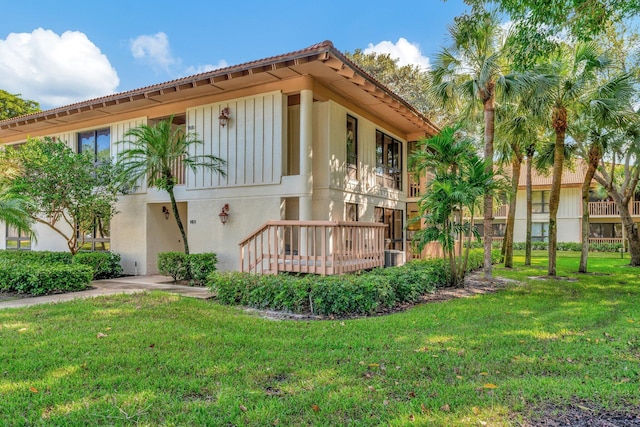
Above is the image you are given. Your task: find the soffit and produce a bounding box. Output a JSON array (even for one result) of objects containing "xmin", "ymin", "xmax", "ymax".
[{"xmin": 0, "ymin": 41, "xmax": 439, "ymax": 141}]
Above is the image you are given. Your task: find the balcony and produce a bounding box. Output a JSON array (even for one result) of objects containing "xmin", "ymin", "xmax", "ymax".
[{"xmin": 588, "ymin": 201, "xmax": 640, "ymax": 217}]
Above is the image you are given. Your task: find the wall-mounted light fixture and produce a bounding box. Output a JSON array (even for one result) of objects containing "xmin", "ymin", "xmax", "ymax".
[
  {"xmin": 218, "ymin": 107, "xmax": 230, "ymax": 127},
  {"xmin": 162, "ymin": 206, "xmax": 170, "ymax": 221},
  {"xmin": 218, "ymin": 204, "xmax": 230, "ymax": 225}
]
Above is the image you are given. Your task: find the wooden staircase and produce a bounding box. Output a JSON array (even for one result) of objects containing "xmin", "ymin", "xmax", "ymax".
[{"xmin": 239, "ymin": 220, "xmax": 386, "ymax": 275}]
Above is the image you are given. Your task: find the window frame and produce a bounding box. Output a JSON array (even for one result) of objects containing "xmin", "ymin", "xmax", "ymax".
[
  {"xmin": 5, "ymin": 225, "xmax": 31, "ymax": 251},
  {"xmin": 345, "ymin": 202, "xmax": 359, "ymax": 222},
  {"xmin": 531, "ymin": 222, "xmax": 549, "ymax": 242},
  {"xmin": 346, "ymin": 115, "xmax": 358, "ymax": 180},
  {"xmin": 78, "ymin": 128, "xmax": 111, "ymax": 164},
  {"xmin": 375, "ymin": 206, "xmax": 403, "ymax": 250},
  {"xmin": 77, "ymin": 217, "xmax": 111, "ymax": 252},
  {"xmin": 532, "ymin": 190, "xmax": 550, "ymax": 214},
  {"xmin": 376, "ymin": 130, "xmax": 403, "ymax": 191}
]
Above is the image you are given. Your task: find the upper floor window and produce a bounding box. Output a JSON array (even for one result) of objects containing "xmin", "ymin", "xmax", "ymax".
[
  {"xmin": 532, "ymin": 190, "xmax": 550, "ymax": 214},
  {"xmin": 78, "ymin": 128, "xmax": 110, "ymax": 164},
  {"xmin": 376, "ymin": 130, "xmax": 402, "ymax": 190},
  {"xmin": 346, "ymin": 115, "xmax": 358, "ymax": 180}
]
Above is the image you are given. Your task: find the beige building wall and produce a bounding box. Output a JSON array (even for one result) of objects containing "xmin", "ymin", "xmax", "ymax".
[{"xmin": 513, "ymin": 187, "xmax": 582, "ymax": 242}]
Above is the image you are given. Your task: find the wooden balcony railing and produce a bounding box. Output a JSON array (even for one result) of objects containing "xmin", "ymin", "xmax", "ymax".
[
  {"xmin": 494, "ymin": 205, "xmax": 508, "ymax": 218},
  {"xmin": 588, "ymin": 237, "xmax": 623, "ymax": 244},
  {"xmin": 589, "ymin": 201, "xmax": 640, "ymax": 217},
  {"xmin": 589, "ymin": 201, "xmax": 619, "ymax": 216},
  {"xmin": 239, "ymin": 221, "xmax": 387, "ymax": 275},
  {"xmin": 150, "ymin": 155, "xmax": 185, "ymax": 185}
]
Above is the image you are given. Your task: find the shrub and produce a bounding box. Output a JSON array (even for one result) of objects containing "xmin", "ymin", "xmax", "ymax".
[
  {"xmin": 158, "ymin": 252, "xmax": 218, "ymax": 284},
  {"xmin": 158, "ymin": 252, "xmax": 188, "ymax": 281},
  {"xmin": 188, "ymin": 253, "xmax": 218, "ymax": 285},
  {"xmin": 0, "ymin": 250, "xmax": 72, "ymax": 265},
  {"xmin": 208, "ymin": 249, "xmax": 496, "ymax": 316},
  {"xmin": 73, "ymin": 252, "xmax": 123, "ymax": 280},
  {"xmin": 0, "ymin": 262, "xmax": 92, "ymax": 295}
]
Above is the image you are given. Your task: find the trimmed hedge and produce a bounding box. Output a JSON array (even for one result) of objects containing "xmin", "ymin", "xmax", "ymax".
[
  {"xmin": 0, "ymin": 250, "xmax": 123, "ymax": 295},
  {"xmin": 158, "ymin": 252, "xmax": 218, "ymax": 284},
  {"xmin": 208, "ymin": 249, "xmax": 501, "ymax": 317},
  {"xmin": 0, "ymin": 250, "xmax": 72, "ymax": 265},
  {"xmin": 505, "ymin": 241, "xmax": 624, "ymax": 252},
  {"xmin": 73, "ymin": 252, "xmax": 123, "ymax": 280},
  {"xmin": 0, "ymin": 262, "xmax": 93, "ymax": 295}
]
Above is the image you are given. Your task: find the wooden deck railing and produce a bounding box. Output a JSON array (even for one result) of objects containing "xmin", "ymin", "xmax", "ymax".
[
  {"xmin": 239, "ymin": 221, "xmax": 387, "ymax": 275},
  {"xmin": 150, "ymin": 155, "xmax": 185, "ymax": 185}
]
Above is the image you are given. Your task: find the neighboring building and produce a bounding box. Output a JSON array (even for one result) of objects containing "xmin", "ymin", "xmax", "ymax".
[
  {"xmin": 0, "ymin": 41, "xmax": 439, "ymax": 274},
  {"xmin": 465, "ymin": 162, "xmax": 640, "ymax": 246}
]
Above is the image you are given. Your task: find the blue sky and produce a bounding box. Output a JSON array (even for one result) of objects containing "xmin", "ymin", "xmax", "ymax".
[{"xmin": 0, "ymin": 0, "xmax": 471, "ymax": 110}]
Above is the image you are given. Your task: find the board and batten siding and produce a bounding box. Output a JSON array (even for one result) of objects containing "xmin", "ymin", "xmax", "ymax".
[
  {"xmin": 111, "ymin": 117, "xmax": 148, "ymax": 193},
  {"xmin": 186, "ymin": 91, "xmax": 285, "ymax": 189}
]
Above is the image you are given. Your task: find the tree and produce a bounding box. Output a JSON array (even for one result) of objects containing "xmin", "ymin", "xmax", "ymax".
[
  {"xmin": 592, "ymin": 119, "xmax": 640, "ymax": 265},
  {"xmin": 0, "ymin": 90, "xmax": 40, "ymax": 120},
  {"xmin": 495, "ymin": 105, "xmax": 540, "ymax": 268},
  {"xmin": 524, "ymin": 41, "xmax": 621, "ymax": 276},
  {"xmin": 410, "ymin": 126, "xmax": 497, "ymax": 287},
  {"xmin": 455, "ymin": 0, "xmax": 640, "ymax": 67},
  {"xmin": 0, "ymin": 138, "xmax": 118, "ymax": 254},
  {"xmin": 116, "ymin": 116, "xmax": 226, "ymax": 254},
  {"xmin": 572, "ymin": 73, "xmax": 635, "ymax": 272},
  {"xmin": 431, "ymin": 9, "xmax": 521, "ymax": 279},
  {"xmin": 346, "ymin": 50, "xmax": 441, "ymax": 122}
]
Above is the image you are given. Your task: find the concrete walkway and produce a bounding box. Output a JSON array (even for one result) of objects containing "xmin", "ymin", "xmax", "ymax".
[{"xmin": 0, "ymin": 275, "xmax": 212, "ymax": 309}]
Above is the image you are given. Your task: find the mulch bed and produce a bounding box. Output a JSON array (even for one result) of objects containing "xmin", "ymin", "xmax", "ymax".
[{"xmin": 520, "ymin": 400, "xmax": 640, "ymax": 426}]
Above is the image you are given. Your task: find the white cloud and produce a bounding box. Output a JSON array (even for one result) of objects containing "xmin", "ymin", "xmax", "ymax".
[
  {"xmin": 130, "ymin": 32, "xmax": 175, "ymax": 71},
  {"xmin": 131, "ymin": 32, "xmax": 227, "ymax": 78},
  {"xmin": 364, "ymin": 38, "xmax": 431, "ymax": 70},
  {"xmin": 0, "ymin": 28, "xmax": 120, "ymax": 108},
  {"xmin": 184, "ymin": 60, "xmax": 229, "ymax": 75}
]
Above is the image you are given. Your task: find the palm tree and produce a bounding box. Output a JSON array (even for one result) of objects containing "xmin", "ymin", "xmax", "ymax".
[
  {"xmin": 116, "ymin": 116, "xmax": 226, "ymax": 254},
  {"xmin": 431, "ymin": 10, "xmax": 522, "ymax": 279},
  {"xmin": 525, "ymin": 41, "xmax": 619, "ymax": 276},
  {"xmin": 495, "ymin": 106, "xmax": 537, "ymax": 268},
  {"xmin": 572, "ymin": 73, "xmax": 635, "ymax": 272},
  {"xmin": 410, "ymin": 126, "xmax": 496, "ymax": 287}
]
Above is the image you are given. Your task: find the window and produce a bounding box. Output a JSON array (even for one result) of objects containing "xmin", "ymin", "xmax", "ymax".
[
  {"xmin": 532, "ymin": 223, "xmax": 549, "ymax": 242},
  {"xmin": 493, "ymin": 223, "xmax": 506, "ymax": 237},
  {"xmin": 589, "ymin": 223, "xmax": 622, "ymax": 239},
  {"xmin": 376, "ymin": 130, "xmax": 402, "ymax": 190},
  {"xmin": 78, "ymin": 128, "xmax": 110, "ymax": 163},
  {"xmin": 346, "ymin": 203, "xmax": 359, "ymax": 222},
  {"xmin": 6, "ymin": 225, "xmax": 30, "ymax": 251},
  {"xmin": 346, "ymin": 115, "xmax": 358, "ymax": 180},
  {"xmin": 375, "ymin": 207, "xmax": 403, "ymax": 250},
  {"xmin": 532, "ymin": 190, "xmax": 550, "ymax": 213},
  {"xmin": 79, "ymin": 218, "xmax": 110, "ymax": 251}
]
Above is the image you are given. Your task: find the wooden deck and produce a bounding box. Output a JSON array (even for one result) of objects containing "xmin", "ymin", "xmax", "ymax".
[{"xmin": 239, "ymin": 221, "xmax": 387, "ymax": 275}]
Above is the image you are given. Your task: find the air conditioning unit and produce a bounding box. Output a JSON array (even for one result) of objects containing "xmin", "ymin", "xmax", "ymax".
[{"xmin": 384, "ymin": 250, "xmax": 405, "ymax": 268}]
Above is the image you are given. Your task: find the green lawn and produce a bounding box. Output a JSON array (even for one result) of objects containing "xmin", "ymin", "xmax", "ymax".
[{"xmin": 1, "ymin": 252, "xmax": 639, "ymax": 426}]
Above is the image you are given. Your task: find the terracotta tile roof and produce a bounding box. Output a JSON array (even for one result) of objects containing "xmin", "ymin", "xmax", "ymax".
[{"xmin": 0, "ymin": 40, "xmax": 438, "ymax": 135}]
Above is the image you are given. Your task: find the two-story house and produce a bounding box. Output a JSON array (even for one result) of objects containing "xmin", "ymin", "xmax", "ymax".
[{"xmin": 0, "ymin": 41, "xmax": 439, "ymax": 275}]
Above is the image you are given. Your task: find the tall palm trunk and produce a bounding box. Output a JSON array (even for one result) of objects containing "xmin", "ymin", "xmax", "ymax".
[
  {"xmin": 579, "ymin": 144, "xmax": 601, "ymax": 273},
  {"xmin": 504, "ymin": 156, "xmax": 521, "ymax": 268},
  {"xmin": 548, "ymin": 108, "xmax": 567, "ymax": 276},
  {"xmin": 168, "ymin": 186, "xmax": 189, "ymax": 254},
  {"xmin": 483, "ymin": 95, "xmax": 495, "ymax": 279},
  {"xmin": 525, "ymin": 157, "xmax": 533, "ymax": 265}
]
